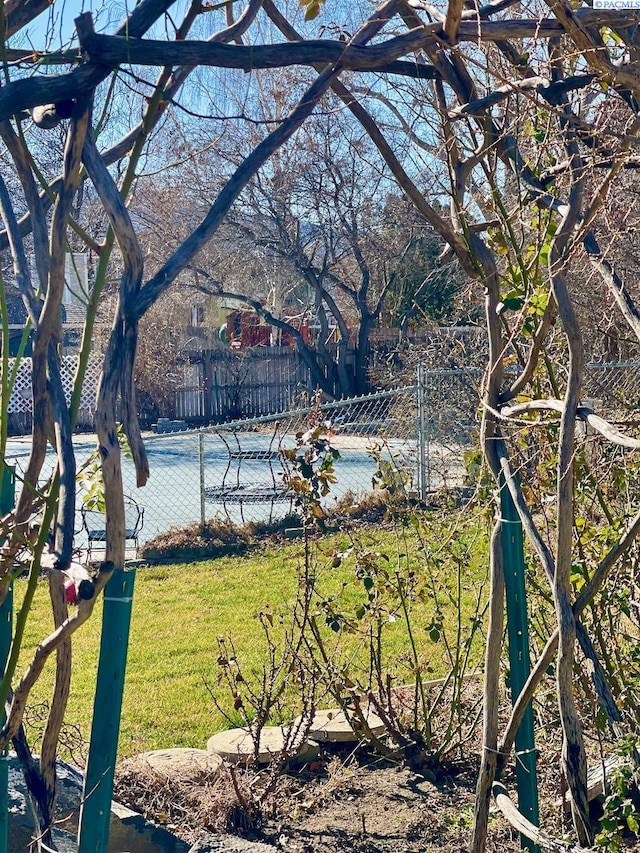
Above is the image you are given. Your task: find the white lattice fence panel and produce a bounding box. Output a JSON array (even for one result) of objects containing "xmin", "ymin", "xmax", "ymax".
[
  {"xmin": 5, "ymin": 356, "xmax": 100, "ymax": 414},
  {"xmin": 7, "ymin": 358, "xmax": 32, "ymax": 413}
]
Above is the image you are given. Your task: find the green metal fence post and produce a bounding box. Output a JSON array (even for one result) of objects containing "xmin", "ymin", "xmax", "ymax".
[
  {"xmin": 199, "ymin": 432, "xmax": 206, "ymax": 527},
  {"xmin": 0, "ymin": 463, "xmax": 14, "ymax": 515},
  {"xmin": 78, "ymin": 567, "xmax": 136, "ymax": 853},
  {"xmin": 500, "ymin": 473, "xmax": 540, "ymax": 853},
  {"xmin": 0, "ymin": 462, "xmax": 15, "ymax": 853},
  {"xmin": 0, "ymin": 584, "xmax": 11, "ymax": 853}
]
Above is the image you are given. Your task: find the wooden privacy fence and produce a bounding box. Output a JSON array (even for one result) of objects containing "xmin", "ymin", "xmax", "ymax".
[
  {"xmin": 6, "ymin": 353, "xmax": 638, "ymax": 433},
  {"xmin": 177, "ymin": 347, "xmax": 314, "ymax": 421}
]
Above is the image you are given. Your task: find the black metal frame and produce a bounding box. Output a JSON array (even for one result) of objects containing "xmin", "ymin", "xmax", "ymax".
[{"xmin": 81, "ymin": 495, "xmax": 144, "ymax": 559}]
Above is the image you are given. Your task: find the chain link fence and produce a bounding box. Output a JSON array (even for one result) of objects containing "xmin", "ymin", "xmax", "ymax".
[
  {"xmin": 120, "ymin": 387, "xmax": 420, "ymax": 543},
  {"xmin": 124, "ymin": 368, "xmax": 486, "ymax": 543},
  {"xmin": 583, "ymin": 361, "xmax": 640, "ymax": 412},
  {"xmin": 5, "ymin": 361, "xmax": 640, "ymax": 548},
  {"xmin": 416, "ymin": 365, "xmax": 482, "ymax": 496}
]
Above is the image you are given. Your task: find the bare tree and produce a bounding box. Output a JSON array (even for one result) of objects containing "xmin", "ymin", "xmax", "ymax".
[{"xmin": 137, "ymin": 108, "xmax": 453, "ymax": 398}]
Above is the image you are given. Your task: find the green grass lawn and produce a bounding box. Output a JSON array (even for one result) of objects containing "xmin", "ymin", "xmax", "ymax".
[{"xmin": 14, "ymin": 512, "xmax": 489, "ymax": 762}]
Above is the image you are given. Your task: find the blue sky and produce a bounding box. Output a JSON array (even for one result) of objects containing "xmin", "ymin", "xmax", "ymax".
[
  {"xmin": 15, "ymin": 1, "xmax": 134, "ymax": 50},
  {"xmin": 18, "ymin": 1, "xmax": 376, "ymax": 52}
]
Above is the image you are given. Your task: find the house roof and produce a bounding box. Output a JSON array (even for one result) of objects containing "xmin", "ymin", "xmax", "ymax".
[
  {"xmin": 6, "ymin": 291, "xmax": 28, "ymax": 325},
  {"xmin": 60, "ymin": 302, "xmax": 86, "ymax": 325},
  {"xmin": 5, "ymin": 290, "xmax": 86, "ymax": 327}
]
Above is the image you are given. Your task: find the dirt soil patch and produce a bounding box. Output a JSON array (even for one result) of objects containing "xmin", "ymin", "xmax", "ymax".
[
  {"xmin": 259, "ymin": 756, "xmax": 496, "ymax": 853},
  {"xmin": 114, "ymin": 723, "xmax": 640, "ymax": 853},
  {"xmin": 114, "ymin": 743, "xmax": 589, "ymax": 853}
]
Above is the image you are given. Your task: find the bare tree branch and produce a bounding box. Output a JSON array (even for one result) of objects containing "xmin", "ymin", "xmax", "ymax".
[{"xmin": 133, "ymin": 0, "xmax": 404, "ymax": 318}]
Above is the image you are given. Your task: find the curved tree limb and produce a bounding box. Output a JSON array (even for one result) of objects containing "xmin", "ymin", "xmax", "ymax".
[
  {"xmin": 1, "ymin": 567, "xmax": 112, "ymax": 744},
  {"xmin": 547, "ymin": 100, "xmax": 591, "ymax": 844},
  {"xmin": 0, "ymin": 121, "xmax": 50, "ymax": 293},
  {"xmin": 0, "ymin": 0, "xmax": 178, "ymax": 124},
  {"xmin": 133, "ymin": 0, "xmax": 404, "ymax": 319},
  {"xmin": 0, "ymin": 172, "xmax": 40, "ymax": 324},
  {"xmin": 0, "ymin": 6, "xmax": 633, "ymax": 124},
  {"xmin": 492, "ymin": 782, "xmax": 590, "ymax": 852},
  {"xmin": 45, "ymin": 99, "xmax": 90, "ymax": 569},
  {"xmin": 584, "ymin": 231, "xmax": 640, "ymax": 346},
  {"xmin": 79, "ymin": 31, "xmax": 441, "ymax": 78},
  {"xmin": 82, "ymin": 121, "xmax": 149, "ymax": 487},
  {"xmin": 470, "ymin": 521, "xmax": 504, "ymax": 853},
  {"xmin": 448, "ymin": 74, "xmax": 596, "ymax": 118},
  {"xmin": 500, "ymin": 399, "xmax": 640, "ymax": 449},
  {"xmin": 38, "ymin": 572, "xmax": 71, "ymax": 843},
  {"xmin": 545, "ymin": 0, "xmax": 640, "ymax": 97}
]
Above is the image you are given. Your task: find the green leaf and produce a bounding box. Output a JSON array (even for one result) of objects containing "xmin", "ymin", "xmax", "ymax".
[
  {"xmin": 497, "ymin": 297, "xmax": 524, "ymax": 314},
  {"xmin": 570, "ymin": 566, "xmax": 586, "ymax": 592},
  {"xmin": 522, "ymin": 316, "xmax": 537, "ymax": 338},
  {"xmin": 601, "ymin": 26, "xmax": 624, "ymax": 45},
  {"xmin": 304, "ymin": 1, "xmax": 321, "ymax": 19},
  {"xmin": 299, "ymin": 460, "xmax": 313, "ymax": 479}
]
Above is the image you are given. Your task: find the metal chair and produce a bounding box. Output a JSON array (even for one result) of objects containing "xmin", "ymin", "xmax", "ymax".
[
  {"xmin": 81, "ymin": 495, "xmax": 144, "ymax": 560},
  {"xmin": 204, "ymin": 428, "xmax": 293, "ymax": 523}
]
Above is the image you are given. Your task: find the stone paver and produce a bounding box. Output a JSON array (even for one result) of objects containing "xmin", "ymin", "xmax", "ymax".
[
  {"xmin": 303, "ymin": 708, "xmax": 386, "ymax": 742},
  {"xmin": 118, "ymin": 747, "xmax": 224, "ymax": 782},
  {"xmin": 206, "ymin": 725, "xmax": 305, "ymax": 764}
]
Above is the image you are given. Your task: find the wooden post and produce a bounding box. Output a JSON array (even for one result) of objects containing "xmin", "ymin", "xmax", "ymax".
[{"xmin": 77, "ymin": 568, "xmax": 136, "ymax": 853}]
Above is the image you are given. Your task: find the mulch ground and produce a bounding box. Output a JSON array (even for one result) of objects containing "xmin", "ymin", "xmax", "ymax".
[{"xmin": 114, "ymin": 734, "xmax": 640, "ymax": 853}]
